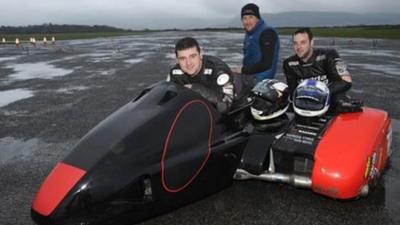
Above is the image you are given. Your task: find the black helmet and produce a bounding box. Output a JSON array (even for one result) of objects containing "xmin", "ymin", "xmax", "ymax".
[
  {"xmin": 250, "ymin": 79, "xmax": 290, "ymax": 120},
  {"xmin": 293, "ymin": 79, "xmax": 330, "ymax": 117}
]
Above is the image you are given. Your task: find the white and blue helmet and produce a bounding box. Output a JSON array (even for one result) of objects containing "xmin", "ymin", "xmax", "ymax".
[{"xmin": 293, "ymin": 79, "xmax": 330, "ymax": 117}]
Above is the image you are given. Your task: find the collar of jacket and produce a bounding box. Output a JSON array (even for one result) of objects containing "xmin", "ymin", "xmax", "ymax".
[{"xmin": 246, "ymin": 19, "xmax": 265, "ymax": 35}]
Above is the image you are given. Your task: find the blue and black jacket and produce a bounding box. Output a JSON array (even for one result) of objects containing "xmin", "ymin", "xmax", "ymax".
[{"xmin": 242, "ymin": 19, "xmax": 280, "ymax": 82}]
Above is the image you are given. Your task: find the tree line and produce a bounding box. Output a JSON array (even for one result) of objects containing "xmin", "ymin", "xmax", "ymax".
[{"xmin": 0, "ymin": 23, "xmax": 131, "ymax": 34}]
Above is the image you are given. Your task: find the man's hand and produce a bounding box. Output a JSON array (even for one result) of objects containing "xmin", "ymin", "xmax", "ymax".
[{"xmin": 341, "ymin": 75, "xmax": 352, "ymax": 83}]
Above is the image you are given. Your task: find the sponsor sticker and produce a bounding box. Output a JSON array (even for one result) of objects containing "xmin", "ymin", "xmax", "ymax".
[
  {"xmin": 204, "ymin": 68, "xmax": 213, "ymax": 75},
  {"xmin": 217, "ymin": 73, "xmax": 230, "ymax": 86},
  {"xmin": 335, "ymin": 61, "xmax": 349, "ymax": 76},
  {"xmin": 172, "ymin": 69, "xmax": 184, "ymax": 75}
]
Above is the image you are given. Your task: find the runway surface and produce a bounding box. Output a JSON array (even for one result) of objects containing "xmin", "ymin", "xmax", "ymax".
[{"xmin": 0, "ymin": 31, "xmax": 399, "ymax": 225}]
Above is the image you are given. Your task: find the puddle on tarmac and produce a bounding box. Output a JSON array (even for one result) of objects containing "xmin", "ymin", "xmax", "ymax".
[
  {"xmin": 0, "ymin": 56, "xmax": 20, "ymax": 63},
  {"xmin": 0, "ymin": 88, "xmax": 34, "ymax": 107},
  {"xmin": 55, "ymin": 85, "xmax": 89, "ymax": 94},
  {"xmin": 0, "ymin": 137, "xmax": 42, "ymax": 165},
  {"xmin": 5, "ymin": 62, "xmax": 73, "ymax": 81},
  {"xmin": 0, "ymin": 137, "xmax": 76, "ymax": 167},
  {"xmin": 124, "ymin": 58, "xmax": 144, "ymax": 64}
]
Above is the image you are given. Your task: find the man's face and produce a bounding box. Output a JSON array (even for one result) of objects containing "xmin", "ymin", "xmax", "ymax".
[
  {"xmin": 176, "ymin": 47, "xmax": 202, "ymax": 76},
  {"xmin": 293, "ymin": 32, "xmax": 314, "ymax": 61},
  {"xmin": 241, "ymin": 15, "xmax": 259, "ymax": 32}
]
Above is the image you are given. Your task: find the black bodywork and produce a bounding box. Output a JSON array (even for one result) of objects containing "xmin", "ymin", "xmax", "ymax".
[
  {"xmin": 31, "ymin": 82, "xmax": 249, "ymax": 225},
  {"xmin": 32, "ymin": 82, "xmax": 332, "ymax": 225}
]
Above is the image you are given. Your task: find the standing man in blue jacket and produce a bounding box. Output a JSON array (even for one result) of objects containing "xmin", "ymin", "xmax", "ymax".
[{"xmin": 233, "ymin": 3, "xmax": 280, "ymax": 83}]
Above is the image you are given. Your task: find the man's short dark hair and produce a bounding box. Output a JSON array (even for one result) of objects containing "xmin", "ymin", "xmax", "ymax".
[
  {"xmin": 294, "ymin": 27, "xmax": 313, "ymax": 41},
  {"xmin": 175, "ymin": 37, "xmax": 201, "ymax": 56}
]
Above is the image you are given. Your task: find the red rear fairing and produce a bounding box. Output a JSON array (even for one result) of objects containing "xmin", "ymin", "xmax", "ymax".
[
  {"xmin": 312, "ymin": 107, "xmax": 390, "ymax": 199},
  {"xmin": 32, "ymin": 162, "xmax": 86, "ymax": 216}
]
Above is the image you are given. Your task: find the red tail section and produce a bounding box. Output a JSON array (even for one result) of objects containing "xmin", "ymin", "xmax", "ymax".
[
  {"xmin": 312, "ymin": 107, "xmax": 390, "ymax": 199},
  {"xmin": 32, "ymin": 162, "xmax": 86, "ymax": 216}
]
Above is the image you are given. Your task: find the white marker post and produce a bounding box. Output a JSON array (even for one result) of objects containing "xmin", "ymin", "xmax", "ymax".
[{"xmin": 31, "ymin": 37, "xmax": 37, "ymax": 47}]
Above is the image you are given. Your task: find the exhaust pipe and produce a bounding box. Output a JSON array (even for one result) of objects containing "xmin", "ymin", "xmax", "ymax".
[{"xmin": 234, "ymin": 169, "xmax": 312, "ymax": 189}]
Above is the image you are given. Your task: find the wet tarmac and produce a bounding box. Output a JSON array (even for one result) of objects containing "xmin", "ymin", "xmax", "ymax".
[{"xmin": 0, "ymin": 31, "xmax": 399, "ymax": 225}]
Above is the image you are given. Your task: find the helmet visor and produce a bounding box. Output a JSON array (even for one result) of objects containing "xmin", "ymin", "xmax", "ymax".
[
  {"xmin": 252, "ymin": 96, "xmax": 276, "ymax": 115},
  {"xmin": 294, "ymin": 86, "xmax": 328, "ymax": 111},
  {"xmin": 251, "ymin": 81, "xmax": 278, "ymax": 102}
]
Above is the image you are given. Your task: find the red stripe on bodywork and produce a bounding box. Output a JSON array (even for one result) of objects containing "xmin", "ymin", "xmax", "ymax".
[
  {"xmin": 161, "ymin": 100, "xmax": 213, "ymax": 193},
  {"xmin": 32, "ymin": 162, "xmax": 86, "ymax": 216}
]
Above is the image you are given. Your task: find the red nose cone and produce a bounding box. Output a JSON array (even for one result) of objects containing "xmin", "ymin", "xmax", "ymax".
[{"xmin": 32, "ymin": 162, "xmax": 86, "ymax": 216}]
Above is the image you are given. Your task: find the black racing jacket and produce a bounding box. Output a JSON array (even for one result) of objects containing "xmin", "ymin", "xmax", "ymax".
[
  {"xmin": 283, "ymin": 48, "xmax": 352, "ymax": 98},
  {"xmin": 168, "ymin": 55, "xmax": 235, "ymax": 113}
]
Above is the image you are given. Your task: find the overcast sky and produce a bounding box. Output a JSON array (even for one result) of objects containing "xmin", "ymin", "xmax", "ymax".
[{"xmin": 1, "ymin": 0, "xmax": 399, "ymax": 29}]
